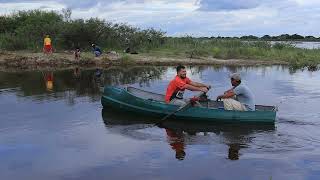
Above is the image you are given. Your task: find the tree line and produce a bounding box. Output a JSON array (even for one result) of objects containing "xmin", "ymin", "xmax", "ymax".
[
  {"xmin": 0, "ymin": 9, "xmax": 318, "ymax": 52},
  {"xmin": 204, "ymin": 34, "xmax": 319, "ymax": 41},
  {"xmin": 0, "ymin": 9, "xmax": 165, "ymax": 51}
]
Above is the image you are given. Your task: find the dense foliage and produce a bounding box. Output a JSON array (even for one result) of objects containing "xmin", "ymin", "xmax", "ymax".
[
  {"xmin": 0, "ymin": 9, "xmax": 319, "ymax": 69},
  {"xmin": 0, "ymin": 9, "xmax": 165, "ymax": 51}
]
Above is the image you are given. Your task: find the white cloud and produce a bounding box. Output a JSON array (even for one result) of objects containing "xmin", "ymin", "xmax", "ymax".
[
  {"xmin": 0, "ymin": 0, "xmax": 320, "ymax": 37},
  {"xmin": 0, "ymin": 1, "xmax": 65, "ymax": 14}
]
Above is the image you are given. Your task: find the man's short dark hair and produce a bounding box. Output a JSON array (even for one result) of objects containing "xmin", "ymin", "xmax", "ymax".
[
  {"xmin": 231, "ymin": 78, "xmax": 241, "ymax": 84},
  {"xmin": 176, "ymin": 65, "xmax": 185, "ymax": 73},
  {"xmin": 176, "ymin": 150, "xmax": 186, "ymax": 160}
]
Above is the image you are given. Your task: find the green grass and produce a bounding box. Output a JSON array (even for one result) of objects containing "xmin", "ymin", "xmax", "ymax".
[
  {"xmin": 2, "ymin": 10, "xmax": 319, "ymax": 70},
  {"xmin": 79, "ymin": 52, "xmax": 94, "ymax": 61},
  {"xmin": 140, "ymin": 39, "xmax": 320, "ymax": 69},
  {"xmin": 118, "ymin": 54, "xmax": 134, "ymax": 65}
]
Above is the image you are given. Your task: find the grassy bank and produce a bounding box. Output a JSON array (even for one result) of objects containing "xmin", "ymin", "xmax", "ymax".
[
  {"xmin": 139, "ymin": 38, "xmax": 320, "ymax": 70},
  {"xmin": 1, "ymin": 40, "xmax": 319, "ymax": 71},
  {"xmin": 0, "ymin": 49, "xmax": 290, "ymax": 72},
  {"xmin": 1, "ymin": 10, "xmax": 320, "ymax": 70}
]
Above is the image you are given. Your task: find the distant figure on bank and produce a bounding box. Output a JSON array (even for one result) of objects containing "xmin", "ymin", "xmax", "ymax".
[
  {"xmin": 43, "ymin": 35, "xmax": 53, "ymax": 54},
  {"xmin": 216, "ymin": 73, "xmax": 255, "ymax": 111},
  {"xmin": 74, "ymin": 47, "xmax": 81, "ymax": 60},
  {"xmin": 92, "ymin": 44, "xmax": 102, "ymax": 57},
  {"xmin": 165, "ymin": 65, "xmax": 210, "ymax": 106}
]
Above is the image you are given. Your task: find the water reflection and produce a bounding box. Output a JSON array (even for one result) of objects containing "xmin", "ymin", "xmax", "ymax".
[
  {"xmin": 1, "ymin": 65, "xmax": 320, "ymax": 125},
  {"xmin": 0, "ymin": 66, "xmax": 166, "ymax": 102},
  {"xmin": 101, "ymin": 108, "xmax": 275, "ymax": 161},
  {"xmin": 1, "ymin": 65, "xmax": 318, "ymax": 100},
  {"xmin": 165, "ymin": 129, "xmax": 186, "ymax": 160},
  {"xmin": 1, "ymin": 65, "xmax": 320, "ymax": 179},
  {"xmin": 42, "ymin": 71, "xmax": 54, "ymax": 91},
  {"xmin": 73, "ymin": 67, "xmax": 81, "ymax": 79}
]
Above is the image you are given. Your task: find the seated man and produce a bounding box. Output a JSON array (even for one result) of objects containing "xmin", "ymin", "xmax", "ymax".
[
  {"xmin": 216, "ymin": 73, "xmax": 255, "ymax": 111},
  {"xmin": 165, "ymin": 65, "xmax": 210, "ymax": 106},
  {"xmin": 92, "ymin": 44, "xmax": 102, "ymax": 57}
]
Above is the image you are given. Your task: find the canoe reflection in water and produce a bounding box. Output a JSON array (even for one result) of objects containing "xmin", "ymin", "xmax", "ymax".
[{"xmin": 102, "ymin": 108, "xmax": 275, "ymax": 161}]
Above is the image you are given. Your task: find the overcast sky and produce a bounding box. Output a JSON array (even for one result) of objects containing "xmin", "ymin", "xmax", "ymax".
[{"xmin": 1, "ymin": 0, "xmax": 320, "ymax": 37}]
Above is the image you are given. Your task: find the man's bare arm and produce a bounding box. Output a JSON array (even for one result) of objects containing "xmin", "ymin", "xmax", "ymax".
[
  {"xmin": 224, "ymin": 88, "xmax": 234, "ymax": 94},
  {"xmin": 184, "ymin": 84, "xmax": 208, "ymax": 93},
  {"xmin": 217, "ymin": 90, "xmax": 235, "ymax": 100},
  {"xmin": 189, "ymin": 81, "xmax": 210, "ymax": 88}
]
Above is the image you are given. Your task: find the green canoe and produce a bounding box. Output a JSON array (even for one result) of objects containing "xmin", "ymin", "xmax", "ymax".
[{"xmin": 101, "ymin": 86, "xmax": 277, "ymax": 123}]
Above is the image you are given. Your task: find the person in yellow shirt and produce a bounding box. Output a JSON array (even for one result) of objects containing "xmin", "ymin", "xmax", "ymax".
[{"xmin": 43, "ymin": 35, "xmax": 52, "ymax": 54}]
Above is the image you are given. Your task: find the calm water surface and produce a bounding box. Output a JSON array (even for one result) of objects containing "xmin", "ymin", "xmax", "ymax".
[
  {"xmin": 0, "ymin": 66, "xmax": 320, "ymax": 180},
  {"xmin": 293, "ymin": 41, "xmax": 320, "ymax": 49},
  {"xmin": 270, "ymin": 41, "xmax": 320, "ymax": 49}
]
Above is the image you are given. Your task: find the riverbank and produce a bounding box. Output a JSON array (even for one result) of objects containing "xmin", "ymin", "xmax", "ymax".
[
  {"xmin": 0, "ymin": 51, "xmax": 289, "ymax": 72},
  {"xmin": 1, "ymin": 10, "xmax": 319, "ymax": 72}
]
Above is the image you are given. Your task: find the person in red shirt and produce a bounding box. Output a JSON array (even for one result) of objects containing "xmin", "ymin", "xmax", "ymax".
[
  {"xmin": 165, "ymin": 128, "xmax": 186, "ymax": 160},
  {"xmin": 165, "ymin": 65, "xmax": 210, "ymax": 106}
]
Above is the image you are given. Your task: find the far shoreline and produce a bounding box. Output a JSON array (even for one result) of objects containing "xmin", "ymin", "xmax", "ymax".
[{"xmin": 0, "ymin": 51, "xmax": 289, "ymax": 72}]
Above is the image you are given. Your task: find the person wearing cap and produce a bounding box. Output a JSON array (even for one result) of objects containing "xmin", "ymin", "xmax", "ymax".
[
  {"xmin": 165, "ymin": 65, "xmax": 210, "ymax": 106},
  {"xmin": 216, "ymin": 73, "xmax": 255, "ymax": 111},
  {"xmin": 92, "ymin": 44, "xmax": 102, "ymax": 57}
]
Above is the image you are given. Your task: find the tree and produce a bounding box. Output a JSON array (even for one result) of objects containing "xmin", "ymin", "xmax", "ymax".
[{"xmin": 262, "ymin": 35, "xmax": 271, "ymax": 40}]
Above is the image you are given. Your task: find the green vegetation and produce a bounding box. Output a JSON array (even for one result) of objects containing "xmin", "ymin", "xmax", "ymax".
[
  {"xmin": 210, "ymin": 34, "xmax": 320, "ymax": 41},
  {"xmin": 0, "ymin": 9, "xmax": 319, "ymax": 69},
  {"xmin": 0, "ymin": 9, "xmax": 165, "ymax": 52},
  {"xmin": 118, "ymin": 54, "xmax": 133, "ymax": 65},
  {"xmin": 142, "ymin": 37, "xmax": 320, "ymax": 69}
]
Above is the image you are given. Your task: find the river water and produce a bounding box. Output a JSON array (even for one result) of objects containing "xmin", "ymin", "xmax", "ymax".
[
  {"xmin": 271, "ymin": 41, "xmax": 320, "ymax": 49},
  {"xmin": 0, "ymin": 66, "xmax": 320, "ymax": 180}
]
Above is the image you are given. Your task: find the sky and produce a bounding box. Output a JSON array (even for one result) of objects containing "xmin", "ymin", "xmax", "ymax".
[{"xmin": 1, "ymin": 0, "xmax": 320, "ymax": 37}]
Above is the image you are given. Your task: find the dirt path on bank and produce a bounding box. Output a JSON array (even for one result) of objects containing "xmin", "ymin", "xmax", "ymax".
[{"xmin": 0, "ymin": 51, "xmax": 288, "ymax": 71}]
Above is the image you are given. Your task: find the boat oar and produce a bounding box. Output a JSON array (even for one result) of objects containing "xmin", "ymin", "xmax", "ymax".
[{"xmin": 157, "ymin": 91, "xmax": 207, "ymax": 126}]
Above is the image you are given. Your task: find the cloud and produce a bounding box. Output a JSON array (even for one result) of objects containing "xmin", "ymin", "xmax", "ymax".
[
  {"xmin": 0, "ymin": 0, "xmax": 100, "ymax": 9},
  {"xmin": 0, "ymin": 1, "xmax": 65, "ymax": 14},
  {"xmin": 197, "ymin": 0, "xmax": 262, "ymax": 11},
  {"xmin": 196, "ymin": 0, "xmax": 296, "ymax": 11},
  {"xmin": 0, "ymin": 0, "xmax": 320, "ymax": 37}
]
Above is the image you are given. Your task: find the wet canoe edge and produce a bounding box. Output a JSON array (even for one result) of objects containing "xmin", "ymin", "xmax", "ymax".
[{"xmin": 101, "ymin": 86, "xmax": 276, "ymax": 124}]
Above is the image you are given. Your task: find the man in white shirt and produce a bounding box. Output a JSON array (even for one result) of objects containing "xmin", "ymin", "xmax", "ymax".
[{"xmin": 216, "ymin": 73, "xmax": 255, "ymax": 111}]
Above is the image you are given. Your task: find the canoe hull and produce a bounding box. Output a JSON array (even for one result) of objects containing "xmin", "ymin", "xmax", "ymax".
[{"xmin": 101, "ymin": 86, "xmax": 276, "ymax": 123}]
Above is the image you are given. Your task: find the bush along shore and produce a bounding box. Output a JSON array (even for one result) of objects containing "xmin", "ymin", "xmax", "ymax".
[{"xmin": 0, "ymin": 9, "xmax": 319, "ymax": 71}]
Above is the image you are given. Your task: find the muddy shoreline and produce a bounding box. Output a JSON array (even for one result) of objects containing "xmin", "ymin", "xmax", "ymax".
[{"xmin": 0, "ymin": 51, "xmax": 289, "ymax": 72}]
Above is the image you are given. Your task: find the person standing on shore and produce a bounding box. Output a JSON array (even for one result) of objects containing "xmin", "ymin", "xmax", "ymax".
[
  {"xmin": 43, "ymin": 35, "xmax": 53, "ymax": 54},
  {"xmin": 74, "ymin": 47, "xmax": 81, "ymax": 61},
  {"xmin": 92, "ymin": 44, "xmax": 102, "ymax": 57}
]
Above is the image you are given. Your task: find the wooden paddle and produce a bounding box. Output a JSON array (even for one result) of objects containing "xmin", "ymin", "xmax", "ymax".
[{"xmin": 157, "ymin": 90, "xmax": 209, "ymax": 125}]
